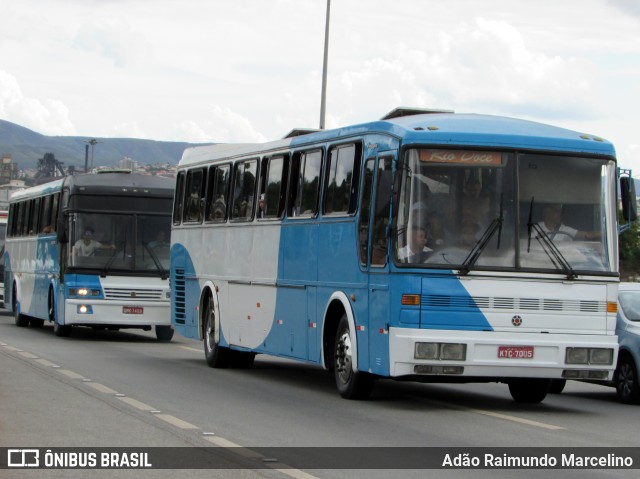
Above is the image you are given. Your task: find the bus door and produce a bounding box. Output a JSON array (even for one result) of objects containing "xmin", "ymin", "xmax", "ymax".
[{"xmin": 361, "ymin": 154, "xmax": 394, "ymax": 377}]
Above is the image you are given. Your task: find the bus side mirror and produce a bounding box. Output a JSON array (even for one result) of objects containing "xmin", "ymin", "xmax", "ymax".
[{"xmin": 621, "ymin": 176, "xmax": 637, "ymax": 222}]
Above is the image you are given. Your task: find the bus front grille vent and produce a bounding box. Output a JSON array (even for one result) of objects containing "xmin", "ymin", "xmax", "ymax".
[
  {"xmin": 421, "ymin": 295, "xmax": 607, "ymax": 313},
  {"xmin": 103, "ymin": 288, "xmax": 164, "ymax": 300}
]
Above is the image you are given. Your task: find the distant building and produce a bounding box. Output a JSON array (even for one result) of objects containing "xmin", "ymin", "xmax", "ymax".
[
  {"xmin": 0, "ymin": 179, "xmax": 26, "ymax": 211},
  {"xmin": 0, "ymin": 154, "xmax": 19, "ymax": 183},
  {"xmin": 118, "ymin": 156, "xmax": 137, "ymax": 170}
]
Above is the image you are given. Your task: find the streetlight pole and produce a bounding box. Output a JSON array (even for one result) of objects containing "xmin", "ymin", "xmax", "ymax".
[{"xmin": 319, "ymin": 0, "xmax": 331, "ymax": 130}]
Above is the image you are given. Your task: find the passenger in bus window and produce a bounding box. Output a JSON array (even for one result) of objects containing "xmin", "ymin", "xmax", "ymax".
[
  {"xmin": 537, "ymin": 203, "xmax": 600, "ymax": 241},
  {"xmin": 257, "ymin": 194, "xmax": 266, "ymax": 219},
  {"xmin": 398, "ymin": 222, "xmax": 432, "ymax": 263},
  {"xmin": 72, "ymin": 229, "xmax": 115, "ymax": 256}
]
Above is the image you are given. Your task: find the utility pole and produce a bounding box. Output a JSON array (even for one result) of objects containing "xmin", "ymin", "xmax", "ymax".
[{"xmin": 319, "ymin": 0, "xmax": 331, "ymax": 130}]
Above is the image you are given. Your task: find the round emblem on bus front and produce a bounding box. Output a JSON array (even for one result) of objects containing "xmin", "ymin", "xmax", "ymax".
[{"xmin": 512, "ymin": 315, "xmax": 523, "ymax": 327}]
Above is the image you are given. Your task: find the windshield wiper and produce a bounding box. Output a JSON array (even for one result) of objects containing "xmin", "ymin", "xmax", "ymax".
[
  {"xmin": 526, "ymin": 197, "xmax": 576, "ymax": 280},
  {"xmin": 100, "ymin": 241, "xmax": 125, "ymax": 278},
  {"xmin": 459, "ymin": 194, "xmax": 504, "ymax": 275},
  {"xmin": 143, "ymin": 243, "xmax": 168, "ymax": 280}
]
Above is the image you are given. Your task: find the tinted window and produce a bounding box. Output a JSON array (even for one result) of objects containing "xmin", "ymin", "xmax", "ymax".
[
  {"xmin": 324, "ymin": 144, "xmax": 360, "ymax": 215},
  {"xmin": 231, "ymin": 160, "xmax": 258, "ymax": 221},
  {"xmin": 205, "ymin": 164, "xmax": 231, "ymax": 223},
  {"xmin": 290, "ymin": 150, "xmax": 322, "ymax": 217}
]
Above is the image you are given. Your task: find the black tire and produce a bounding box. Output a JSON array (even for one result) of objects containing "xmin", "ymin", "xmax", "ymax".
[
  {"xmin": 203, "ymin": 295, "xmax": 230, "ymax": 368},
  {"xmin": 13, "ymin": 289, "xmax": 29, "ymax": 327},
  {"xmin": 549, "ymin": 379, "xmax": 566, "ymax": 394},
  {"xmin": 334, "ymin": 315, "xmax": 374, "ymax": 399},
  {"xmin": 508, "ymin": 378, "xmax": 550, "ymax": 403},
  {"xmin": 230, "ymin": 350, "xmax": 256, "ymax": 369},
  {"xmin": 616, "ymin": 355, "xmax": 640, "ymax": 404},
  {"xmin": 50, "ymin": 288, "xmax": 71, "ymax": 337},
  {"xmin": 155, "ymin": 325, "xmax": 174, "ymax": 341},
  {"xmin": 29, "ymin": 318, "xmax": 45, "ymax": 328}
]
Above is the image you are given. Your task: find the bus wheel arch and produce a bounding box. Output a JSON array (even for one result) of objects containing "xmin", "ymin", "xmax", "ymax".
[
  {"xmin": 321, "ymin": 292, "xmax": 374, "ymax": 399},
  {"xmin": 200, "ymin": 285, "xmax": 230, "ymax": 368}
]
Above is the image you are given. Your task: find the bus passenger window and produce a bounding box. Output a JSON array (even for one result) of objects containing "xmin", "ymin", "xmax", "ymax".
[
  {"xmin": 183, "ymin": 168, "xmax": 205, "ymax": 223},
  {"xmin": 205, "ymin": 165, "xmax": 230, "ymax": 223},
  {"xmin": 325, "ymin": 144, "xmax": 361, "ymax": 215},
  {"xmin": 260, "ymin": 156, "xmax": 287, "ymax": 219},
  {"xmin": 290, "ymin": 150, "xmax": 322, "ymax": 217},
  {"xmin": 231, "ymin": 160, "xmax": 258, "ymax": 221},
  {"xmin": 173, "ymin": 172, "xmax": 185, "ymax": 225}
]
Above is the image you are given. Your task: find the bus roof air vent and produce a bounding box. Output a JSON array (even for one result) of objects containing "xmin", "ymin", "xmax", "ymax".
[{"xmin": 381, "ymin": 107, "xmax": 454, "ymax": 120}]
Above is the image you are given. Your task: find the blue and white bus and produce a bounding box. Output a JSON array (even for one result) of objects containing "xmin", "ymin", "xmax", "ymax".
[
  {"xmin": 0, "ymin": 210, "xmax": 7, "ymax": 306},
  {"xmin": 170, "ymin": 108, "xmax": 620, "ymax": 402},
  {"xmin": 5, "ymin": 172, "xmax": 175, "ymax": 340}
]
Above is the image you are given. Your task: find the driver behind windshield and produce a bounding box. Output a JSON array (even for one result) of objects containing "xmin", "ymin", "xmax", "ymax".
[{"xmin": 72, "ymin": 229, "xmax": 116, "ymax": 257}]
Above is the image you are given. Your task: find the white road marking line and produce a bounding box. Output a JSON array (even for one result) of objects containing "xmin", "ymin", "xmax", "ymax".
[
  {"xmin": 466, "ymin": 407, "xmax": 564, "ymax": 430},
  {"xmin": 34, "ymin": 358, "xmax": 60, "ymax": 368},
  {"xmin": 117, "ymin": 396, "xmax": 155, "ymax": 411},
  {"xmin": 87, "ymin": 382, "xmax": 119, "ymax": 395},
  {"xmin": 57, "ymin": 369, "xmax": 85, "ymax": 380},
  {"xmin": 178, "ymin": 345, "xmax": 202, "ymax": 353},
  {"xmin": 154, "ymin": 414, "xmax": 199, "ymax": 430}
]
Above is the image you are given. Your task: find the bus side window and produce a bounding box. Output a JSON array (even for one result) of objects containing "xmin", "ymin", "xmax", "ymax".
[
  {"xmin": 289, "ymin": 149, "xmax": 323, "ymax": 217},
  {"xmin": 371, "ymin": 157, "xmax": 393, "ymax": 267},
  {"xmin": 173, "ymin": 172, "xmax": 186, "ymax": 225},
  {"xmin": 359, "ymin": 159, "xmax": 375, "ymax": 265},
  {"xmin": 205, "ymin": 164, "xmax": 230, "ymax": 223},
  {"xmin": 183, "ymin": 168, "xmax": 206, "ymax": 223},
  {"xmin": 259, "ymin": 155, "xmax": 288, "ymax": 219},
  {"xmin": 231, "ymin": 160, "xmax": 258, "ymax": 221},
  {"xmin": 324, "ymin": 143, "xmax": 361, "ymax": 215}
]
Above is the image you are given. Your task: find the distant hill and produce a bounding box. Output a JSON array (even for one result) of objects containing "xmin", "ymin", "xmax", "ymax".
[{"xmin": 0, "ymin": 119, "xmax": 210, "ymax": 169}]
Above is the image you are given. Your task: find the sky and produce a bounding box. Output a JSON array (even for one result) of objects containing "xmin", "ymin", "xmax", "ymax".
[{"xmin": 1, "ymin": 0, "xmax": 639, "ymax": 170}]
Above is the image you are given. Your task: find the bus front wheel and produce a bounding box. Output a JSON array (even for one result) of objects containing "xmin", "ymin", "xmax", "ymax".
[
  {"xmin": 50, "ymin": 288, "xmax": 71, "ymax": 337},
  {"xmin": 155, "ymin": 325, "xmax": 174, "ymax": 341},
  {"xmin": 334, "ymin": 315, "xmax": 374, "ymax": 400},
  {"xmin": 507, "ymin": 378, "xmax": 550, "ymax": 403},
  {"xmin": 203, "ymin": 296, "xmax": 230, "ymax": 368}
]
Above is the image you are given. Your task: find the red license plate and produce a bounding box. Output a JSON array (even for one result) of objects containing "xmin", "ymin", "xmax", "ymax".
[
  {"xmin": 498, "ymin": 346, "xmax": 534, "ymax": 359},
  {"xmin": 123, "ymin": 306, "xmax": 144, "ymax": 315}
]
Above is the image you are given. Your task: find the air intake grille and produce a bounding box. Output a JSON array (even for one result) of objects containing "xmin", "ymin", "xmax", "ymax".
[
  {"xmin": 103, "ymin": 288, "xmax": 163, "ymax": 300},
  {"xmin": 174, "ymin": 269, "xmax": 186, "ymax": 324},
  {"xmin": 421, "ymin": 295, "xmax": 607, "ymax": 313}
]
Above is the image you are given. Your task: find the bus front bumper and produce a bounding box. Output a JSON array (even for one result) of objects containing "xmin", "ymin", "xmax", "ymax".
[
  {"xmin": 389, "ymin": 327, "xmax": 618, "ymax": 381},
  {"xmin": 65, "ymin": 299, "xmax": 171, "ymax": 327}
]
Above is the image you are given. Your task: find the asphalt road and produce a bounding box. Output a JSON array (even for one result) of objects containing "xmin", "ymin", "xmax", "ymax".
[{"xmin": 1, "ymin": 309, "xmax": 639, "ymax": 479}]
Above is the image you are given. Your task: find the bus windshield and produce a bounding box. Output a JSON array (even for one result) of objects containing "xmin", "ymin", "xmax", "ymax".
[
  {"xmin": 69, "ymin": 213, "xmax": 171, "ymax": 274},
  {"xmin": 397, "ymin": 149, "xmax": 614, "ymax": 274}
]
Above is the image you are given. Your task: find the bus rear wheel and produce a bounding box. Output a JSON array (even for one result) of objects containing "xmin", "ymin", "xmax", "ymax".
[
  {"xmin": 334, "ymin": 315, "xmax": 374, "ymax": 399},
  {"xmin": 507, "ymin": 378, "xmax": 550, "ymax": 403},
  {"xmin": 13, "ymin": 289, "xmax": 29, "ymax": 327},
  {"xmin": 203, "ymin": 296, "xmax": 230, "ymax": 368}
]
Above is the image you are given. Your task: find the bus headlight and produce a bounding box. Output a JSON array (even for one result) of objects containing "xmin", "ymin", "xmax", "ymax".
[
  {"xmin": 565, "ymin": 347, "xmax": 614, "ymax": 365},
  {"xmin": 78, "ymin": 288, "xmax": 89, "ymax": 296},
  {"xmin": 415, "ymin": 342, "xmax": 466, "ymax": 361},
  {"xmin": 415, "ymin": 343, "xmax": 438, "ymax": 360},
  {"xmin": 441, "ymin": 343, "xmax": 466, "ymax": 361},
  {"xmin": 589, "ymin": 348, "xmax": 614, "ymax": 365},
  {"xmin": 77, "ymin": 305, "xmax": 93, "ymax": 314}
]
